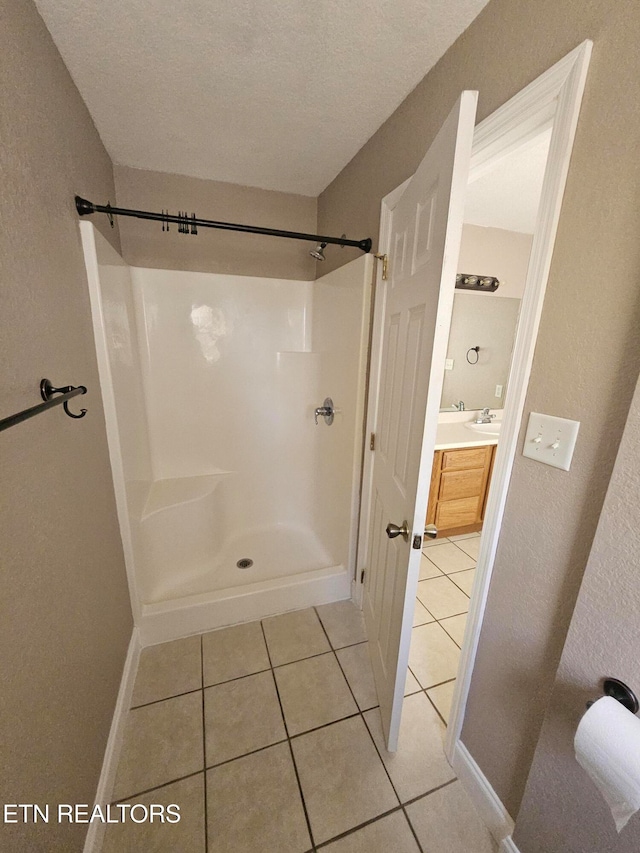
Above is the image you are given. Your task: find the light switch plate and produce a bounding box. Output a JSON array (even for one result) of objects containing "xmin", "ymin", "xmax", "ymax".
[
  {"xmin": 445, "ymin": 358, "xmax": 454, "ymax": 371},
  {"xmin": 522, "ymin": 412, "xmax": 580, "ymax": 471}
]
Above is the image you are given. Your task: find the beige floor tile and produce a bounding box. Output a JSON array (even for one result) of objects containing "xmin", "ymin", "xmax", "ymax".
[
  {"xmin": 419, "ymin": 554, "xmax": 442, "ymax": 579},
  {"xmin": 364, "ymin": 692, "xmax": 455, "ymax": 803},
  {"xmin": 207, "ymin": 743, "xmax": 310, "ymax": 853},
  {"xmin": 113, "ymin": 692, "xmax": 203, "ymax": 800},
  {"xmin": 405, "ymin": 668, "xmax": 422, "ymax": 696},
  {"xmin": 423, "ymin": 542, "xmax": 476, "ymax": 574},
  {"xmin": 131, "ymin": 635, "xmax": 202, "ymax": 707},
  {"xmin": 275, "ymin": 652, "xmax": 357, "ymax": 735},
  {"xmin": 336, "ymin": 642, "xmax": 378, "ymax": 711},
  {"xmin": 416, "ymin": 576, "xmax": 469, "ymax": 620},
  {"xmin": 262, "ymin": 608, "xmax": 330, "ymax": 666},
  {"xmin": 409, "ymin": 622, "xmax": 460, "ymax": 689},
  {"xmin": 322, "ymin": 810, "xmax": 420, "ymax": 853},
  {"xmin": 406, "ymin": 780, "xmax": 497, "ymax": 853},
  {"xmin": 422, "ymin": 537, "xmax": 450, "ymax": 548},
  {"xmin": 103, "ymin": 774, "xmax": 205, "ymax": 852},
  {"xmin": 439, "ymin": 613, "xmax": 468, "ymax": 647},
  {"xmin": 449, "ymin": 568, "xmax": 475, "ymax": 596},
  {"xmin": 202, "ymin": 620, "xmax": 270, "ymax": 687},
  {"xmin": 448, "ymin": 532, "xmax": 480, "ymax": 541},
  {"xmin": 454, "ymin": 536, "xmax": 481, "ymax": 560},
  {"xmin": 413, "ymin": 598, "xmax": 434, "ymax": 627},
  {"xmin": 316, "ymin": 600, "xmax": 367, "ymax": 648},
  {"xmin": 204, "ymin": 671, "xmax": 285, "ymax": 765},
  {"xmin": 427, "ymin": 680, "xmax": 456, "ymax": 724},
  {"xmin": 292, "ymin": 716, "xmax": 398, "ymax": 844}
]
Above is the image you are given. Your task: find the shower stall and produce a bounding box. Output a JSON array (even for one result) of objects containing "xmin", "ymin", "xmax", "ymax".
[{"xmin": 81, "ymin": 223, "xmax": 372, "ymax": 643}]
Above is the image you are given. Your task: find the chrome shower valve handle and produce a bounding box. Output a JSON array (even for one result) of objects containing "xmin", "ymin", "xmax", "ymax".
[{"xmin": 314, "ymin": 397, "xmax": 335, "ymax": 425}]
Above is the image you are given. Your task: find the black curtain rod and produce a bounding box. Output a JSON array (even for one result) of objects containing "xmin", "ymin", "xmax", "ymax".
[{"xmin": 75, "ymin": 196, "xmax": 372, "ymax": 253}]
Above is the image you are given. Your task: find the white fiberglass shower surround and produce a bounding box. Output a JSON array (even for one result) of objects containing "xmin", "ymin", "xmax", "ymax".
[{"xmin": 81, "ymin": 222, "xmax": 372, "ymax": 643}]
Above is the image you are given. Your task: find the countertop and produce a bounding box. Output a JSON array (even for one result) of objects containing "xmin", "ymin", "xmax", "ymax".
[{"xmin": 434, "ymin": 416, "xmax": 501, "ymax": 451}]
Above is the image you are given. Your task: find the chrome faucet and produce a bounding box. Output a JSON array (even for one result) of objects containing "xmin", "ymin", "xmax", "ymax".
[
  {"xmin": 475, "ymin": 407, "xmax": 496, "ymax": 424},
  {"xmin": 314, "ymin": 397, "xmax": 335, "ymax": 425},
  {"xmin": 452, "ymin": 401, "xmax": 465, "ymax": 411}
]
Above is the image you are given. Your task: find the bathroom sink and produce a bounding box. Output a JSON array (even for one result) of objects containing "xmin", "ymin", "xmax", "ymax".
[{"xmin": 464, "ymin": 421, "xmax": 501, "ymax": 437}]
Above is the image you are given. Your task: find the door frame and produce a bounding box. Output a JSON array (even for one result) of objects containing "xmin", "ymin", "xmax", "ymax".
[{"xmin": 355, "ymin": 39, "xmax": 592, "ymax": 776}]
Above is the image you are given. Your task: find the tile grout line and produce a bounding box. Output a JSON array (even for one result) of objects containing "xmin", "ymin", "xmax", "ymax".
[
  {"xmin": 115, "ymin": 617, "xmax": 377, "ymax": 812},
  {"xmin": 131, "ymin": 685, "xmax": 203, "ymax": 711},
  {"xmin": 314, "ymin": 806, "xmax": 405, "ymax": 850},
  {"xmin": 117, "ymin": 605, "xmax": 463, "ymax": 849},
  {"xmin": 109, "ymin": 769, "xmax": 205, "ymax": 806},
  {"xmin": 260, "ymin": 618, "xmax": 317, "ymax": 853},
  {"xmin": 423, "ymin": 688, "xmax": 449, "ymax": 728},
  {"xmin": 200, "ymin": 634, "xmax": 208, "ymax": 853},
  {"xmin": 311, "ymin": 608, "xmax": 426, "ymax": 853}
]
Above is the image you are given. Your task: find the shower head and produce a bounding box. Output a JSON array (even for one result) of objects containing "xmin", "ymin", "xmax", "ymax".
[{"xmin": 310, "ymin": 242, "xmax": 327, "ymax": 261}]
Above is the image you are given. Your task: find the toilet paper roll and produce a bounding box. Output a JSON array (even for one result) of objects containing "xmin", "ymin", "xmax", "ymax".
[{"xmin": 575, "ymin": 696, "xmax": 640, "ymax": 832}]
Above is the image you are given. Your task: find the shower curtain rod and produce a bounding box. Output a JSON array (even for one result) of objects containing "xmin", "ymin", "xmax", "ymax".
[{"xmin": 75, "ymin": 196, "xmax": 373, "ymax": 254}]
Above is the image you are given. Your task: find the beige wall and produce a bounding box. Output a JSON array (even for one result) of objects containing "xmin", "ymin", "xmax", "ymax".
[
  {"xmin": 513, "ymin": 369, "xmax": 640, "ymax": 851},
  {"xmin": 318, "ymin": 0, "xmax": 640, "ymax": 823},
  {"xmin": 0, "ymin": 2, "xmax": 132, "ymax": 850},
  {"xmin": 114, "ymin": 165, "xmax": 318, "ymax": 280},
  {"xmin": 458, "ymin": 224, "xmax": 532, "ymax": 300}
]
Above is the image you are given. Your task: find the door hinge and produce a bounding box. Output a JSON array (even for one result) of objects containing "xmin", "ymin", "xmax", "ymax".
[
  {"xmin": 370, "ymin": 432, "xmax": 376, "ymax": 451},
  {"xmin": 360, "ymin": 569, "xmax": 366, "ymax": 584},
  {"xmin": 374, "ymin": 253, "xmax": 388, "ymax": 280},
  {"xmin": 412, "ymin": 534, "xmax": 422, "ymax": 550}
]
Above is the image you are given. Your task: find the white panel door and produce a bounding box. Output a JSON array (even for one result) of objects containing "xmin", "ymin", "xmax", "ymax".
[{"xmin": 363, "ymin": 92, "xmax": 477, "ymax": 750}]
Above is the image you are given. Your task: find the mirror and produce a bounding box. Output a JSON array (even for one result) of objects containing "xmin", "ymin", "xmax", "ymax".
[
  {"xmin": 440, "ymin": 291, "xmax": 520, "ymax": 411},
  {"xmin": 439, "ymin": 129, "xmax": 552, "ymax": 413}
]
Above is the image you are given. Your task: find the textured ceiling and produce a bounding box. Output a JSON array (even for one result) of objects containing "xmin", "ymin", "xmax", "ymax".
[
  {"xmin": 464, "ymin": 130, "xmax": 552, "ymax": 234},
  {"xmin": 34, "ymin": 0, "xmax": 490, "ymax": 196}
]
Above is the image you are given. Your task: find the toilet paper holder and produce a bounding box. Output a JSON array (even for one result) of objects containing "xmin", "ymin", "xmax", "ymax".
[{"xmin": 587, "ymin": 678, "xmax": 639, "ymax": 714}]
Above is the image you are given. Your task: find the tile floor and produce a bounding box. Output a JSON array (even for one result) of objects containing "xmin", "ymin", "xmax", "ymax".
[
  {"xmin": 411, "ymin": 532, "xmax": 480, "ymax": 724},
  {"xmin": 103, "ymin": 590, "xmax": 495, "ymax": 852}
]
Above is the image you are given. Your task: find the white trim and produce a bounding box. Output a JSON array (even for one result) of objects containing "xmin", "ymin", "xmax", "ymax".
[
  {"xmin": 445, "ymin": 38, "xmax": 592, "ymax": 761},
  {"xmin": 500, "ymin": 836, "xmax": 522, "ymax": 853},
  {"xmin": 452, "ymin": 740, "xmax": 514, "ymax": 843},
  {"xmin": 80, "ymin": 222, "xmax": 143, "ymax": 623},
  {"xmin": 83, "ymin": 629, "xmax": 141, "ymax": 853}
]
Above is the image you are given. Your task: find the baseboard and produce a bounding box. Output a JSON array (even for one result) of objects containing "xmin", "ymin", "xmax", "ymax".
[
  {"xmin": 452, "ymin": 740, "xmax": 515, "ymax": 844},
  {"xmin": 83, "ymin": 629, "xmax": 141, "ymax": 853},
  {"xmin": 500, "ymin": 836, "xmax": 521, "ymax": 852}
]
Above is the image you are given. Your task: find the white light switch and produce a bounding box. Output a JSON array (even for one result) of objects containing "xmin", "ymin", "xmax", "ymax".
[
  {"xmin": 445, "ymin": 358, "xmax": 454, "ymax": 371},
  {"xmin": 522, "ymin": 412, "xmax": 580, "ymax": 471},
  {"xmin": 495, "ymin": 384, "xmax": 503, "ymax": 398}
]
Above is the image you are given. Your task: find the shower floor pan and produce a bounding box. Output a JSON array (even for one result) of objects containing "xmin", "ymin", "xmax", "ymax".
[{"xmin": 138, "ymin": 525, "xmax": 350, "ymax": 645}]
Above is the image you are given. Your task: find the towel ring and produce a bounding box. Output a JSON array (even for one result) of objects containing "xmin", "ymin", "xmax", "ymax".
[{"xmin": 466, "ymin": 346, "xmax": 480, "ymax": 365}]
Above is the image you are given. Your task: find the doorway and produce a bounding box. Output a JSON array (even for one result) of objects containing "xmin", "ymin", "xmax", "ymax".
[
  {"xmin": 409, "ymin": 124, "xmax": 552, "ymax": 726},
  {"xmin": 355, "ymin": 39, "xmax": 592, "ymax": 807}
]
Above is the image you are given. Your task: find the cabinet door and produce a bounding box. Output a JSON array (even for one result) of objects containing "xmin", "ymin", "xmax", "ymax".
[
  {"xmin": 439, "ymin": 467, "xmax": 485, "ymax": 501},
  {"xmin": 436, "ymin": 496, "xmax": 481, "ymax": 529},
  {"xmin": 426, "ymin": 444, "xmax": 495, "ymax": 536}
]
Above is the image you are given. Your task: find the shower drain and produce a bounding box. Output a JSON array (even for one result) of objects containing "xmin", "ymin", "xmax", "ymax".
[{"xmin": 236, "ymin": 558, "xmax": 254, "ymax": 569}]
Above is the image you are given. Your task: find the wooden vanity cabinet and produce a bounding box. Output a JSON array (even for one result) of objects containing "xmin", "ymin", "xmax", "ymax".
[{"xmin": 426, "ymin": 444, "xmax": 496, "ymax": 538}]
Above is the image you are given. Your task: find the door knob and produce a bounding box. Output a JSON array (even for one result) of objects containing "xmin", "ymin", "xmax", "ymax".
[
  {"xmin": 386, "ymin": 521, "xmax": 410, "ymax": 541},
  {"xmin": 424, "ymin": 524, "xmax": 438, "ymax": 540}
]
